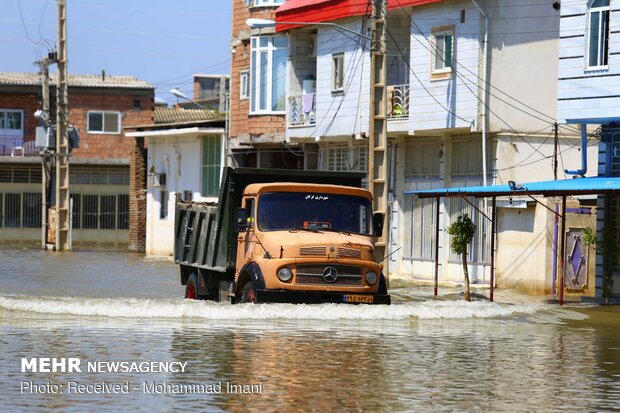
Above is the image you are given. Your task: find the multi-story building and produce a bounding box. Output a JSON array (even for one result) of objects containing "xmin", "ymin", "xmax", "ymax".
[
  {"xmin": 558, "ymin": 0, "xmax": 620, "ymax": 300},
  {"xmin": 176, "ymin": 74, "xmax": 230, "ymax": 112},
  {"xmin": 273, "ymin": 0, "xmax": 597, "ymax": 294},
  {"xmin": 229, "ymin": 0, "xmax": 314, "ymax": 169},
  {"xmin": 0, "ymin": 71, "xmax": 154, "ymax": 247}
]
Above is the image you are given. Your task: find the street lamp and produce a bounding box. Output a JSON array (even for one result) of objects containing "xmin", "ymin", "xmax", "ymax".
[
  {"xmin": 245, "ymin": 18, "xmax": 372, "ymax": 41},
  {"xmin": 170, "ymin": 88, "xmax": 231, "ymax": 167},
  {"xmin": 170, "ymin": 87, "xmax": 208, "ymax": 110}
]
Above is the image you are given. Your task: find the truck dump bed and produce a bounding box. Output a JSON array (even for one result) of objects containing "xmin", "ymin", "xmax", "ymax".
[{"xmin": 174, "ymin": 167, "xmax": 364, "ymax": 279}]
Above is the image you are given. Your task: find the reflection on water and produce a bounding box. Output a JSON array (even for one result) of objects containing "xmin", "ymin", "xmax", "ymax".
[{"xmin": 0, "ymin": 248, "xmax": 619, "ymax": 412}]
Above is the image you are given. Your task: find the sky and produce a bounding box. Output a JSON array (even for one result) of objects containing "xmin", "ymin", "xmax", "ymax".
[{"xmin": 0, "ymin": 0, "xmax": 232, "ymax": 105}]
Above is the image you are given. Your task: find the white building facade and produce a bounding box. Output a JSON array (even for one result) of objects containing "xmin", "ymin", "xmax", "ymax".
[
  {"xmin": 127, "ymin": 108, "xmax": 225, "ymax": 257},
  {"xmin": 276, "ymin": 0, "xmax": 598, "ymax": 296},
  {"xmin": 558, "ymin": 0, "xmax": 620, "ymax": 299}
]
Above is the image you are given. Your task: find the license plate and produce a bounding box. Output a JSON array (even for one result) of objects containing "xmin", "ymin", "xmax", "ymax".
[{"xmin": 343, "ymin": 294, "xmax": 374, "ymax": 304}]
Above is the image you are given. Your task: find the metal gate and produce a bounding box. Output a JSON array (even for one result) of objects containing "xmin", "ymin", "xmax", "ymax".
[{"xmin": 565, "ymin": 227, "xmax": 589, "ymax": 291}]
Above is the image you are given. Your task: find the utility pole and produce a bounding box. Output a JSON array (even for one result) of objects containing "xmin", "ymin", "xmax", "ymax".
[
  {"xmin": 553, "ymin": 122, "xmax": 559, "ymax": 180},
  {"xmin": 35, "ymin": 58, "xmax": 53, "ymax": 249},
  {"xmin": 369, "ymin": 0, "xmax": 389, "ymax": 276},
  {"xmin": 55, "ymin": 0, "xmax": 71, "ymax": 251}
]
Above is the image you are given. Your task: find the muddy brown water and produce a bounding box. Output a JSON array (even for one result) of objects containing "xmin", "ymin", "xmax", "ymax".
[{"xmin": 0, "ymin": 247, "xmax": 618, "ymax": 412}]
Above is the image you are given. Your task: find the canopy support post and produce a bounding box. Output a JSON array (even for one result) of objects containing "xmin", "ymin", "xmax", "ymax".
[
  {"xmin": 559, "ymin": 195, "xmax": 566, "ymax": 305},
  {"xmin": 490, "ymin": 196, "xmax": 496, "ymax": 302},
  {"xmin": 434, "ymin": 196, "xmax": 440, "ymax": 299}
]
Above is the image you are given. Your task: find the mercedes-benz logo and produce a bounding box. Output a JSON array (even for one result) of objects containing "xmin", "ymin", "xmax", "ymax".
[{"xmin": 322, "ymin": 266, "xmax": 338, "ymax": 283}]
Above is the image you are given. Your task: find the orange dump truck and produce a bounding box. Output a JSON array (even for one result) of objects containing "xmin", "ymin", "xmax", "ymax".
[{"xmin": 174, "ymin": 168, "xmax": 390, "ymax": 304}]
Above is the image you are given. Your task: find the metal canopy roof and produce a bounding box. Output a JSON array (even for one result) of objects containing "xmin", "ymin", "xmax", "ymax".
[{"xmin": 406, "ymin": 176, "xmax": 620, "ymax": 198}]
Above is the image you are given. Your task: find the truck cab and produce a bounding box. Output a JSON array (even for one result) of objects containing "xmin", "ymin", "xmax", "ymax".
[{"xmin": 233, "ymin": 183, "xmax": 390, "ymax": 304}]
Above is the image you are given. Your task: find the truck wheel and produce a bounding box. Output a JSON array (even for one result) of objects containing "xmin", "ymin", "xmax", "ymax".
[
  {"xmin": 185, "ymin": 273, "xmax": 200, "ymax": 299},
  {"xmin": 240, "ymin": 281, "xmax": 256, "ymax": 304}
]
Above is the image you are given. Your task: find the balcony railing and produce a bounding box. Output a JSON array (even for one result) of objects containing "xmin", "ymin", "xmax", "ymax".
[
  {"xmin": 387, "ymin": 84, "xmax": 410, "ymax": 119},
  {"xmin": 288, "ymin": 94, "xmax": 316, "ymax": 126},
  {"xmin": 0, "ymin": 137, "xmax": 38, "ymax": 156}
]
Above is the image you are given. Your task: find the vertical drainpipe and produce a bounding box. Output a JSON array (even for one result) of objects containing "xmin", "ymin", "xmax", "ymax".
[
  {"xmin": 472, "ymin": 0, "xmax": 488, "ymax": 187},
  {"xmin": 564, "ymin": 123, "xmax": 588, "ymax": 176}
]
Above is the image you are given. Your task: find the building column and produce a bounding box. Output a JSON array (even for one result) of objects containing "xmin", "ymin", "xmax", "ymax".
[{"xmin": 129, "ymin": 136, "xmax": 147, "ymax": 252}]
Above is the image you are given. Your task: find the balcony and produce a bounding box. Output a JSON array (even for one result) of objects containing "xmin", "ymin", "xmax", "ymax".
[
  {"xmin": 0, "ymin": 137, "xmax": 38, "ymax": 156},
  {"xmin": 387, "ymin": 84, "xmax": 410, "ymax": 119},
  {"xmin": 288, "ymin": 94, "xmax": 316, "ymax": 127}
]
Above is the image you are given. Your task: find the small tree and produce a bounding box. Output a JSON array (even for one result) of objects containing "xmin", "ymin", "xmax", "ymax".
[{"xmin": 447, "ymin": 213, "xmax": 477, "ymax": 302}]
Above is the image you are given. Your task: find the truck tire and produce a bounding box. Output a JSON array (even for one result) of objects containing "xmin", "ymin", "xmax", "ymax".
[
  {"xmin": 239, "ymin": 281, "xmax": 256, "ymax": 304},
  {"xmin": 185, "ymin": 273, "xmax": 200, "ymax": 299}
]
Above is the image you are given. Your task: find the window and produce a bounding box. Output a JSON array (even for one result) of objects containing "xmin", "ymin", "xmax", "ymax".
[
  {"xmin": 250, "ymin": 35, "xmax": 287, "ymax": 113},
  {"xmin": 70, "ymin": 193, "xmax": 128, "ymax": 230},
  {"xmin": 100, "ymin": 195, "xmax": 117, "ymax": 229},
  {"xmin": 405, "ymin": 197, "xmax": 437, "ymax": 260},
  {"xmin": 83, "ymin": 194, "xmax": 99, "ymax": 229},
  {"xmin": 87, "ymin": 111, "xmax": 121, "ymax": 134},
  {"xmin": 450, "ymin": 136, "xmax": 493, "ymax": 177},
  {"xmin": 332, "ymin": 53, "xmax": 345, "ymax": 92},
  {"xmin": 202, "ymin": 136, "xmax": 222, "ymax": 197},
  {"xmin": 160, "ymin": 190, "xmax": 169, "ymax": 220},
  {"xmin": 5, "ymin": 193, "xmax": 21, "ymax": 228},
  {"xmin": 405, "ymin": 140, "xmax": 442, "ymax": 178},
  {"xmin": 0, "ymin": 110, "xmax": 23, "ymax": 133},
  {"xmin": 250, "ymin": 0, "xmax": 284, "ymax": 6},
  {"xmin": 321, "ymin": 143, "xmax": 368, "ymax": 173},
  {"xmin": 587, "ymin": 0, "xmax": 610, "ymax": 68},
  {"xmin": 240, "ymin": 71, "xmax": 249, "ymax": 100},
  {"xmin": 432, "ymin": 28, "xmax": 454, "ymax": 74}
]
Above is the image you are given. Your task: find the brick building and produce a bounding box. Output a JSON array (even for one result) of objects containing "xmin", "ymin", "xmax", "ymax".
[
  {"xmin": 0, "ymin": 71, "xmax": 154, "ymax": 247},
  {"xmin": 229, "ymin": 0, "xmax": 308, "ymax": 169}
]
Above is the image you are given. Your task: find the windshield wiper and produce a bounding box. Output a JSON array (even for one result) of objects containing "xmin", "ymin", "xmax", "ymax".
[
  {"xmin": 320, "ymin": 228, "xmax": 352, "ymax": 235},
  {"xmin": 289, "ymin": 226, "xmax": 322, "ymax": 233}
]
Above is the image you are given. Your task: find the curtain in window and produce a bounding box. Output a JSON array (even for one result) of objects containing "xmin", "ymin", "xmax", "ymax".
[
  {"xmin": 272, "ymin": 47, "xmax": 287, "ymax": 111},
  {"xmin": 588, "ymin": 0, "xmax": 610, "ymax": 67}
]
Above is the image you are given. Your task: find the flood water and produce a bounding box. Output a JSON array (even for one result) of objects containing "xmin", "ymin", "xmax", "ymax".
[{"xmin": 0, "ymin": 247, "xmax": 619, "ymax": 412}]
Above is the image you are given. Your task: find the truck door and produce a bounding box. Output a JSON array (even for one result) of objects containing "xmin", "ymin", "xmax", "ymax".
[{"xmin": 236, "ymin": 197, "xmax": 256, "ymax": 277}]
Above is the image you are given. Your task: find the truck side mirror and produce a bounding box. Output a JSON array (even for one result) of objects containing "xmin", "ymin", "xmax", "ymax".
[
  {"xmin": 235, "ymin": 208, "xmax": 249, "ymax": 232},
  {"xmin": 373, "ymin": 212, "xmax": 385, "ymax": 238}
]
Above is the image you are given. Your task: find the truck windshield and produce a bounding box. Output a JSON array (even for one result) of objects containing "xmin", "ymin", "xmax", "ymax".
[{"xmin": 257, "ymin": 192, "xmax": 372, "ymax": 235}]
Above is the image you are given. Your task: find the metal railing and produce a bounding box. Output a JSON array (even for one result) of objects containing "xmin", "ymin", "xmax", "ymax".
[
  {"xmin": 387, "ymin": 84, "xmax": 410, "ymax": 119},
  {"xmin": 288, "ymin": 94, "xmax": 316, "ymax": 126},
  {"xmin": 0, "ymin": 137, "xmax": 38, "ymax": 156}
]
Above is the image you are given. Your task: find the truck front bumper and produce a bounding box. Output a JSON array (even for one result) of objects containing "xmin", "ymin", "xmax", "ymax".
[{"xmin": 254, "ymin": 289, "xmax": 391, "ymax": 305}]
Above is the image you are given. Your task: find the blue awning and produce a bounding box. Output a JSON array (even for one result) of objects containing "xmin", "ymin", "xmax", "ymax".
[{"xmin": 406, "ymin": 176, "xmax": 620, "ymax": 198}]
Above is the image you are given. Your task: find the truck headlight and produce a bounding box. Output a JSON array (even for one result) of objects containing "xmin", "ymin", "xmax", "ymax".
[
  {"xmin": 278, "ymin": 267, "xmax": 293, "ymax": 282},
  {"xmin": 365, "ymin": 271, "xmax": 378, "ymax": 285}
]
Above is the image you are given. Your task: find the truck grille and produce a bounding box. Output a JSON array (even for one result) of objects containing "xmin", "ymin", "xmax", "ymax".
[
  {"xmin": 338, "ymin": 247, "xmax": 361, "ymax": 258},
  {"xmin": 299, "ymin": 246, "xmax": 326, "ymax": 256},
  {"xmin": 295, "ymin": 264, "xmax": 363, "ymax": 287}
]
